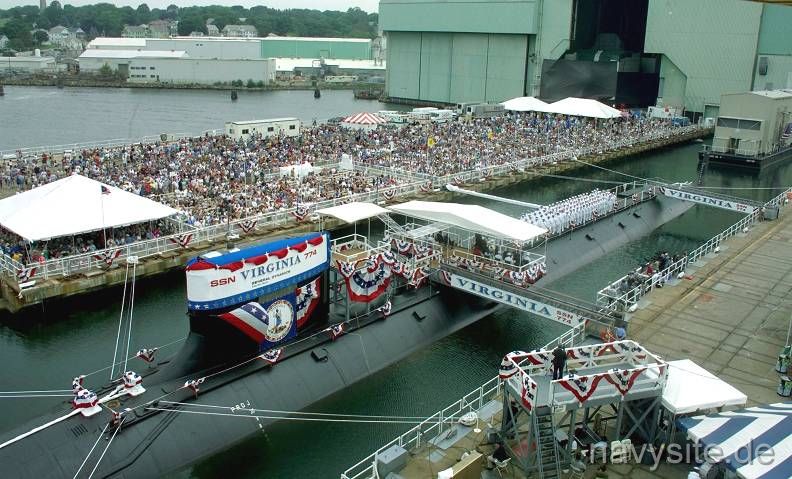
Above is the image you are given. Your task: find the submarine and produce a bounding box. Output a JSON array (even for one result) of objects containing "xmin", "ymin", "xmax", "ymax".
[{"xmin": 0, "ymin": 191, "xmax": 693, "ymax": 478}]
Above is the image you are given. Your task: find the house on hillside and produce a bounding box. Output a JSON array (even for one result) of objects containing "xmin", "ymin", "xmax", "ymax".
[
  {"xmin": 222, "ymin": 25, "xmax": 257, "ymax": 38},
  {"xmin": 122, "ymin": 25, "xmax": 150, "ymax": 38}
]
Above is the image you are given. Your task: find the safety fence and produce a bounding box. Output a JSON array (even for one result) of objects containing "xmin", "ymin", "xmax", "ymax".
[
  {"xmin": 1, "ymin": 126, "xmax": 707, "ymax": 287},
  {"xmin": 596, "ymin": 187, "xmax": 792, "ymax": 310}
]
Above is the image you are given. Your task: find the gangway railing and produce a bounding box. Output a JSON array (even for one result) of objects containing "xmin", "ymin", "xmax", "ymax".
[{"xmin": 597, "ymin": 187, "xmax": 792, "ymax": 310}]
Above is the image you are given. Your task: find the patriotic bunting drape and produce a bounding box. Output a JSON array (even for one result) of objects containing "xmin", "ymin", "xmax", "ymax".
[
  {"xmin": 169, "ymin": 233, "xmax": 194, "ymax": 248},
  {"xmin": 336, "ymin": 252, "xmax": 393, "ymax": 303},
  {"xmin": 94, "ymin": 249, "xmax": 122, "ymax": 267},
  {"xmin": 295, "ymin": 277, "xmax": 321, "ymax": 329}
]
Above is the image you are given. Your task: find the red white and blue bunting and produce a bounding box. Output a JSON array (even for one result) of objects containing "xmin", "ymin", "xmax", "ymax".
[
  {"xmin": 94, "ymin": 249, "xmax": 122, "ymax": 267},
  {"xmin": 291, "ymin": 204, "xmax": 311, "ymax": 222},
  {"xmin": 295, "ymin": 277, "xmax": 321, "ymax": 329},
  {"xmin": 184, "ymin": 377, "xmax": 205, "ymax": 397},
  {"xmin": 72, "ymin": 388, "xmax": 98, "ymax": 409},
  {"xmin": 336, "ymin": 254, "xmax": 393, "ymax": 303},
  {"xmin": 499, "ymin": 350, "xmax": 528, "ymax": 379},
  {"xmin": 136, "ymin": 348, "xmax": 158, "ymax": 363},
  {"xmin": 382, "ymin": 188, "xmax": 396, "ymax": 201},
  {"xmin": 327, "ymin": 323, "xmax": 345, "ymax": 341},
  {"xmin": 521, "ymin": 374, "xmax": 538, "ymax": 412},
  {"xmin": 16, "ymin": 266, "xmax": 36, "ymax": 282},
  {"xmin": 122, "ymin": 371, "xmax": 142, "ymax": 389},
  {"xmin": 378, "ymin": 300, "xmax": 392, "ymax": 318},
  {"xmin": 420, "ymin": 181, "xmax": 433, "ymax": 193},
  {"xmin": 169, "ymin": 233, "xmax": 194, "ymax": 248},
  {"xmin": 259, "ymin": 348, "xmax": 282, "ymax": 364},
  {"xmin": 239, "ymin": 219, "xmax": 258, "ymax": 234}
]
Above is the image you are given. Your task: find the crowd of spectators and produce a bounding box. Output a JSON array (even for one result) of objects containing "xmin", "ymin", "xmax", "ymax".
[{"xmin": 0, "ymin": 112, "xmax": 685, "ymax": 262}]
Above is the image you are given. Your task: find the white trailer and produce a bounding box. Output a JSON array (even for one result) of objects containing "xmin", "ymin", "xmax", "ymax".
[{"xmin": 225, "ymin": 118, "xmax": 301, "ymax": 141}]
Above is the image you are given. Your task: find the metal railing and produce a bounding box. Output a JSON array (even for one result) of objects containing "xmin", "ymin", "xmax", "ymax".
[
  {"xmin": 340, "ymin": 375, "xmax": 502, "ymax": 479},
  {"xmin": 0, "ymin": 131, "xmax": 208, "ymax": 159},
  {"xmin": 341, "ymin": 318, "xmax": 591, "ymax": 479},
  {"xmin": 3, "ymin": 126, "xmax": 708, "ymax": 287},
  {"xmin": 596, "ymin": 187, "xmax": 792, "ymax": 310}
]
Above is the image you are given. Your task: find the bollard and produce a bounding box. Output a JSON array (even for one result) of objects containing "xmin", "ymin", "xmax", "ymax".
[
  {"xmin": 777, "ymin": 376, "xmax": 791, "ymax": 397},
  {"xmin": 776, "ymin": 346, "xmax": 791, "ymax": 374}
]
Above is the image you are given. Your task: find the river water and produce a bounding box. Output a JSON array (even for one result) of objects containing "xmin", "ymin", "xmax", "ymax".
[{"xmin": 0, "ymin": 86, "xmax": 790, "ymax": 478}]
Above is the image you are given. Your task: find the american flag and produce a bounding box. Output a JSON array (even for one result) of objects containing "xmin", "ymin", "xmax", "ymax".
[
  {"xmin": 218, "ymin": 302, "xmax": 271, "ymax": 343},
  {"xmin": 169, "ymin": 233, "xmax": 194, "ymax": 248},
  {"xmin": 101, "ymin": 185, "xmax": 111, "ymax": 195},
  {"xmin": 259, "ymin": 348, "xmax": 282, "ymax": 364}
]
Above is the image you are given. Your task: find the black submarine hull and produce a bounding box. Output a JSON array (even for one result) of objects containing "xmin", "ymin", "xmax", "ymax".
[{"xmin": 0, "ymin": 195, "xmax": 693, "ymax": 478}]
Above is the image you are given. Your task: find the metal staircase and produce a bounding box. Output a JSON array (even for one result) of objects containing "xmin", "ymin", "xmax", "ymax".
[
  {"xmin": 534, "ymin": 409, "xmax": 562, "ymax": 479},
  {"xmin": 377, "ymin": 214, "xmax": 407, "ymax": 235}
]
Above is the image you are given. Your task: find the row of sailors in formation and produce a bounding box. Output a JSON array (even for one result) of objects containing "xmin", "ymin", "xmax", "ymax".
[{"xmin": 521, "ymin": 189, "xmax": 619, "ymax": 235}]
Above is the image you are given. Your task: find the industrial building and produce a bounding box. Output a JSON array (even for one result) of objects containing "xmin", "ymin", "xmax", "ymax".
[
  {"xmin": 79, "ymin": 36, "xmax": 381, "ymax": 85},
  {"xmin": 711, "ymin": 90, "xmax": 792, "ymax": 156},
  {"xmin": 379, "ymin": 0, "xmax": 792, "ymax": 118},
  {"xmin": 0, "ymin": 55, "xmax": 57, "ymax": 73}
]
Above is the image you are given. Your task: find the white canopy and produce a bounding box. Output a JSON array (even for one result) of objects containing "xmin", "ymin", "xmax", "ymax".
[
  {"xmin": 316, "ymin": 202, "xmax": 390, "ymax": 224},
  {"xmin": 545, "ymin": 97, "xmax": 622, "ymax": 119},
  {"xmin": 0, "ymin": 175, "xmax": 178, "ymax": 241},
  {"xmin": 387, "ymin": 201, "xmax": 547, "ymax": 242},
  {"xmin": 501, "ymin": 96, "xmax": 549, "ymax": 112},
  {"xmin": 662, "ymin": 359, "xmax": 748, "ymax": 415}
]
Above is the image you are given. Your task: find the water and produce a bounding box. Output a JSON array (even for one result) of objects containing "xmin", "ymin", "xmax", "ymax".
[
  {"xmin": 0, "ymin": 86, "xmax": 400, "ymax": 151},
  {"xmin": 1, "ymin": 88, "xmax": 791, "ymax": 478}
]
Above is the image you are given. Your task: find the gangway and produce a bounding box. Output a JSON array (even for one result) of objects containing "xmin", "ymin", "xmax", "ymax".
[
  {"xmin": 438, "ymin": 264, "xmax": 621, "ymax": 329},
  {"xmin": 658, "ymin": 184, "xmax": 764, "ymax": 214}
]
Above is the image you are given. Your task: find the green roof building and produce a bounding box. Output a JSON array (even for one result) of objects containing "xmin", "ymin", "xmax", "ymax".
[{"xmin": 380, "ymin": 0, "xmax": 792, "ymax": 117}]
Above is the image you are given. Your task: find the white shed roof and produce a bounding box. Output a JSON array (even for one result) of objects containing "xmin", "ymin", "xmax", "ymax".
[
  {"xmin": 387, "ymin": 201, "xmax": 547, "ymax": 242},
  {"xmin": 662, "ymin": 359, "xmax": 747, "ymax": 415},
  {"xmin": 0, "ymin": 175, "xmax": 178, "ymax": 241},
  {"xmin": 545, "ymin": 97, "xmax": 622, "ymax": 119},
  {"xmin": 316, "ymin": 202, "xmax": 390, "ymax": 224},
  {"xmin": 79, "ymin": 49, "xmax": 188, "ymax": 59},
  {"xmin": 88, "ymin": 37, "xmax": 147, "ymax": 48}
]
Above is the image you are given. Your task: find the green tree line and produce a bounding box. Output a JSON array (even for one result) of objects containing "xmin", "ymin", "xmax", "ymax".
[{"xmin": 0, "ymin": 2, "xmax": 378, "ymax": 51}]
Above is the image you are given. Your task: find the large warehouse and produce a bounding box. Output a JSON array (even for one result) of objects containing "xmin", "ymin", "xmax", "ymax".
[
  {"xmin": 78, "ymin": 36, "xmax": 377, "ymax": 85},
  {"xmin": 380, "ymin": 0, "xmax": 792, "ymax": 118}
]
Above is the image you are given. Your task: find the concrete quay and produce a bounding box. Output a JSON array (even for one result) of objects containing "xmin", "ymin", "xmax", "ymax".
[
  {"xmin": 0, "ymin": 127, "xmax": 710, "ymax": 313},
  {"xmin": 628, "ymin": 207, "xmax": 792, "ymax": 406}
]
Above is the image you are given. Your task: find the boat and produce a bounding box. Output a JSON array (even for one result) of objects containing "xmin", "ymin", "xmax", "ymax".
[
  {"xmin": 230, "ymin": 90, "xmax": 238, "ymax": 101},
  {"xmin": 0, "ymin": 191, "xmax": 693, "ymax": 477}
]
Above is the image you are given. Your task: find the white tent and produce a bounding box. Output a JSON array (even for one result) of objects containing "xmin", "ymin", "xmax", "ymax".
[
  {"xmin": 501, "ymin": 96, "xmax": 550, "ymax": 112},
  {"xmin": 545, "ymin": 97, "xmax": 622, "ymax": 119},
  {"xmin": 388, "ymin": 201, "xmax": 547, "ymax": 242},
  {"xmin": 662, "ymin": 359, "xmax": 747, "ymax": 415},
  {"xmin": 316, "ymin": 202, "xmax": 390, "ymax": 224},
  {"xmin": 0, "ymin": 175, "xmax": 178, "ymax": 242}
]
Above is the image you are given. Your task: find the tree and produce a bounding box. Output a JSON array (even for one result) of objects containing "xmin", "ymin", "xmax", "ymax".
[
  {"xmin": 33, "ymin": 30, "xmax": 48, "ymax": 45},
  {"xmin": 176, "ymin": 15, "xmax": 205, "ymax": 36},
  {"xmin": 99, "ymin": 63, "xmax": 113, "ymax": 76},
  {"xmin": 136, "ymin": 4, "xmax": 151, "ymax": 24}
]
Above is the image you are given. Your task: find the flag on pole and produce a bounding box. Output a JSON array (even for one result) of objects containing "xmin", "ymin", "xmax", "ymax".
[{"xmin": 101, "ymin": 185, "xmax": 111, "ymax": 195}]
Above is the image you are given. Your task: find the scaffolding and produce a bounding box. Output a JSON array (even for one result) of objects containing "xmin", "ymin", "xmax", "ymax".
[{"xmin": 498, "ymin": 340, "xmax": 667, "ymax": 478}]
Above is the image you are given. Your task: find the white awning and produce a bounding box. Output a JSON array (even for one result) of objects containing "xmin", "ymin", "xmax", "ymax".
[
  {"xmin": 545, "ymin": 97, "xmax": 622, "ymax": 119},
  {"xmin": 501, "ymin": 96, "xmax": 550, "ymax": 112},
  {"xmin": 0, "ymin": 175, "xmax": 178, "ymax": 241},
  {"xmin": 387, "ymin": 201, "xmax": 547, "ymax": 242},
  {"xmin": 316, "ymin": 202, "xmax": 390, "ymax": 224},
  {"xmin": 662, "ymin": 359, "xmax": 747, "ymax": 415}
]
